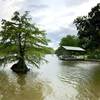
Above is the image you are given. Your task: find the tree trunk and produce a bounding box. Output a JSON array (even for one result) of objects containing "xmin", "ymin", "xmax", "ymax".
[{"xmin": 11, "ymin": 59, "xmax": 30, "ymax": 74}]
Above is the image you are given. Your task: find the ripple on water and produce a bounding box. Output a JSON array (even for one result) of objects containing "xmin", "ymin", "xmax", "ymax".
[{"xmin": 0, "ymin": 55, "xmax": 100, "ymax": 100}]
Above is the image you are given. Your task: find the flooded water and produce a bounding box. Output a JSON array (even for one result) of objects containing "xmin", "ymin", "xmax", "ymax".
[{"xmin": 0, "ymin": 54, "xmax": 100, "ymax": 100}]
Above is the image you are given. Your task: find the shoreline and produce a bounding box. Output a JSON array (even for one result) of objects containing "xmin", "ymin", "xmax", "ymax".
[{"xmin": 60, "ymin": 58, "xmax": 100, "ymax": 62}]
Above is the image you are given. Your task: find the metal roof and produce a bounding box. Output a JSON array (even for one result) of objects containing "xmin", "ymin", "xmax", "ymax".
[{"xmin": 62, "ymin": 46, "xmax": 85, "ymax": 51}]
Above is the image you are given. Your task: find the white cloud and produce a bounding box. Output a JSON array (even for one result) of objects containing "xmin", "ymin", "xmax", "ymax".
[
  {"xmin": 0, "ymin": 0, "xmax": 100, "ymax": 48},
  {"xmin": 0, "ymin": 0, "xmax": 24, "ymax": 20}
]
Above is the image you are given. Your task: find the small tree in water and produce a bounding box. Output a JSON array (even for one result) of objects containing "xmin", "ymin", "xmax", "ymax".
[{"xmin": 0, "ymin": 11, "xmax": 50, "ymax": 73}]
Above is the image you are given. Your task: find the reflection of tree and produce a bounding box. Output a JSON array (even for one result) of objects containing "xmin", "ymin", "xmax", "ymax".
[
  {"xmin": 0, "ymin": 70, "xmax": 53, "ymax": 100},
  {"xmin": 17, "ymin": 74, "xmax": 26, "ymax": 89},
  {"xmin": 60, "ymin": 61, "xmax": 78, "ymax": 67},
  {"xmin": 59, "ymin": 61, "xmax": 100, "ymax": 100},
  {"xmin": 89, "ymin": 65, "xmax": 100, "ymax": 99},
  {"xmin": 76, "ymin": 64, "xmax": 100, "ymax": 100},
  {"xmin": 16, "ymin": 74, "xmax": 45, "ymax": 100}
]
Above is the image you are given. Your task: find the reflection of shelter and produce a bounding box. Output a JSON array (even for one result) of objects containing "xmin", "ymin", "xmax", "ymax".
[{"xmin": 59, "ymin": 46, "xmax": 85, "ymax": 60}]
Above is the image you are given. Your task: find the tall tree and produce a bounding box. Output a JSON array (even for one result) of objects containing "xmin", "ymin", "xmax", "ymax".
[
  {"xmin": 0, "ymin": 11, "xmax": 50, "ymax": 73},
  {"xmin": 74, "ymin": 3, "xmax": 100, "ymax": 50}
]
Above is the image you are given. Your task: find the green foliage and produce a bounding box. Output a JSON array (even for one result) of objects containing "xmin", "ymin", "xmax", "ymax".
[
  {"xmin": 0, "ymin": 11, "xmax": 50, "ymax": 67},
  {"xmin": 74, "ymin": 3, "xmax": 100, "ymax": 50},
  {"xmin": 55, "ymin": 35, "xmax": 79, "ymax": 56},
  {"xmin": 60, "ymin": 35, "xmax": 79, "ymax": 46},
  {"xmin": 87, "ymin": 50, "xmax": 100, "ymax": 59}
]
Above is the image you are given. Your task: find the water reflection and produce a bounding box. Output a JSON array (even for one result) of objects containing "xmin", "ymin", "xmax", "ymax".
[
  {"xmin": 17, "ymin": 74, "xmax": 26, "ymax": 87},
  {"xmin": 61, "ymin": 61, "xmax": 78, "ymax": 67},
  {"xmin": 0, "ymin": 70, "xmax": 18, "ymax": 100},
  {"xmin": 59, "ymin": 60, "xmax": 100, "ymax": 100},
  {"xmin": 0, "ymin": 55, "xmax": 100, "ymax": 100},
  {"xmin": 0, "ymin": 68, "xmax": 53, "ymax": 100}
]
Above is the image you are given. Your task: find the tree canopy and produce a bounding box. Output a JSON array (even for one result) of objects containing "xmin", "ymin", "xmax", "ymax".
[
  {"xmin": 60, "ymin": 35, "xmax": 79, "ymax": 47},
  {"xmin": 74, "ymin": 3, "xmax": 100, "ymax": 50},
  {"xmin": 0, "ymin": 11, "xmax": 50, "ymax": 73}
]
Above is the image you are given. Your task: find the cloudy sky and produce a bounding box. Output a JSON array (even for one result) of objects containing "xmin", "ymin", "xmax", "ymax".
[{"xmin": 0, "ymin": 0, "xmax": 100, "ymax": 48}]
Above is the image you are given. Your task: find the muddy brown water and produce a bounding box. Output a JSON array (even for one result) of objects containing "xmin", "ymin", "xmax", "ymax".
[{"xmin": 0, "ymin": 54, "xmax": 100, "ymax": 100}]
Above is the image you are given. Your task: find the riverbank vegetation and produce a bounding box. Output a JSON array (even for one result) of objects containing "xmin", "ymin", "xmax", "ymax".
[{"xmin": 56, "ymin": 3, "xmax": 100, "ymax": 59}]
